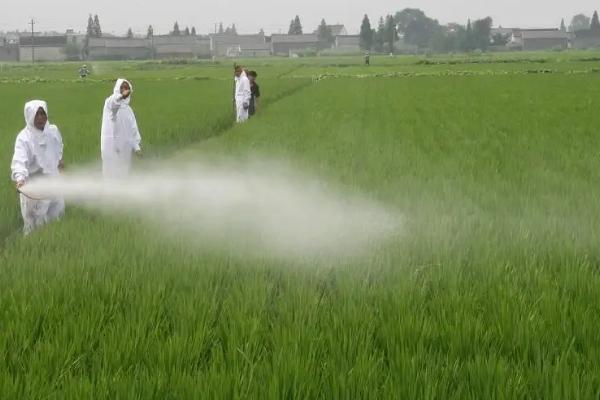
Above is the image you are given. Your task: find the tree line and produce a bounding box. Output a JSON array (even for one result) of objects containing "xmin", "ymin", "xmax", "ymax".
[
  {"xmin": 357, "ymin": 10, "xmax": 494, "ymax": 53},
  {"xmin": 357, "ymin": 8, "xmax": 600, "ymax": 53},
  {"xmin": 569, "ymin": 11, "xmax": 600, "ymax": 33}
]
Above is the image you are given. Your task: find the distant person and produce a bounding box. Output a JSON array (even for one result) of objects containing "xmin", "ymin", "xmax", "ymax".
[
  {"xmin": 11, "ymin": 100, "xmax": 65, "ymax": 235},
  {"xmin": 247, "ymin": 70, "xmax": 261, "ymax": 118},
  {"xmin": 365, "ymin": 51, "xmax": 370, "ymax": 66},
  {"xmin": 101, "ymin": 78, "xmax": 142, "ymax": 178},
  {"xmin": 79, "ymin": 64, "xmax": 90, "ymax": 79},
  {"xmin": 234, "ymin": 65, "xmax": 251, "ymax": 123}
]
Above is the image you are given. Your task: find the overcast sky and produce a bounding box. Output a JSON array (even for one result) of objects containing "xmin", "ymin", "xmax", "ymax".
[{"xmin": 0, "ymin": 0, "xmax": 598, "ymax": 35}]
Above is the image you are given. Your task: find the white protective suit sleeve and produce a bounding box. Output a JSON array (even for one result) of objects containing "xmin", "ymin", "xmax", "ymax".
[
  {"xmin": 11, "ymin": 136, "xmax": 29, "ymax": 182},
  {"xmin": 107, "ymin": 93, "xmax": 124, "ymax": 112}
]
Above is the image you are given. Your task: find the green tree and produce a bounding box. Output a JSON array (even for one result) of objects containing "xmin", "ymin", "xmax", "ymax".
[
  {"xmin": 289, "ymin": 15, "xmax": 303, "ymax": 35},
  {"xmin": 184, "ymin": 27, "xmax": 190, "ymax": 36},
  {"xmin": 218, "ymin": 23, "xmax": 224, "ymax": 34},
  {"xmin": 147, "ymin": 25, "xmax": 154, "ymax": 39},
  {"xmin": 473, "ymin": 17, "xmax": 493, "ymax": 50},
  {"xmin": 93, "ymin": 15, "xmax": 102, "ymax": 37},
  {"xmin": 295, "ymin": 16, "xmax": 303, "ymax": 34},
  {"xmin": 560, "ymin": 19, "xmax": 567, "ymax": 32},
  {"xmin": 591, "ymin": 11, "xmax": 600, "ymax": 33},
  {"xmin": 86, "ymin": 15, "xmax": 94, "ymax": 37},
  {"xmin": 374, "ymin": 17, "xmax": 385, "ymax": 51},
  {"xmin": 360, "ymin": 14, "xmax": 374, "ymax": 50},
  {"xmin": 430, "ymin": 23, "xmax": 470, "ymax": 53},
  {"xmin": 317, "ymin": 19, "xmax": 334, "ymax": 49},
  {"xmin": 231, "ymin": 24, "xmax": 238, "ymax": 35},
  {"xmin": 384, "ymin": 14, "xmax": 398, "ymax": 53},
  {"xmin": 571, "ymin": 14, "xmax": 591, "ymax": 32},
  {"xmin": 429, "ymin": 28, "xmax": 452, "ymax": 53},
  {"xmin": 172, "ymin": 22, "xmax": 181, "ymax": 36},
  {"xmin": 126, "ymin": 28, "xmax": 133, "ymax": 38},
  {"xmin": 191, "ymin": 27, "xmax": 197, "ymax": 36},
  {"xmin": 394, "ymin": 8, "xmax": 440, "ymax": 48},
  {"xmin": 463, "ymin": 19, "xmax": 474, "ymax": 51}
]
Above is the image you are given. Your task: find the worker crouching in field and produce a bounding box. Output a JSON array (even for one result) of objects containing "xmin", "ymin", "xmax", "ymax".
[
  {"xmin": 234, "ymin": 66, "xmax": 251, "ymax": 123},
  {"xmin": 101, "ymin": 78, "xmax": 142, "ymax": 178},
  {"xmin": 11, "ymin": 100, "xmax": 65, "ymax": 235}
]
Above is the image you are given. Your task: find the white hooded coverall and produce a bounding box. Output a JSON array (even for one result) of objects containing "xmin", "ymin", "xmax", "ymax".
[
  {"xmin": 101, "ymin": 78, "xmax": 142, "ymax": 178},
  {"xmin": 235, "ymin": 71, "xmax": 252, "ymax": 123},
  {"xmin": 11, "ymin": 100, "xmax": 65, "ymax": 235}
]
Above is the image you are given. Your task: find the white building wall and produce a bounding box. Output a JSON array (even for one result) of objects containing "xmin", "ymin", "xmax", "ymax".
[{"xmin": 19, "ymin": 46, "xmax": 65, "ymax": 62}]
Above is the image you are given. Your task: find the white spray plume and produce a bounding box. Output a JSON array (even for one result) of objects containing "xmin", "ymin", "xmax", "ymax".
[{"xmin": 23, "ymin": 161, "xmax": 401, "ymax": 261}]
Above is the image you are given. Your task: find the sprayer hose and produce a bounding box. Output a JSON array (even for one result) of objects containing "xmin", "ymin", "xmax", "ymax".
[{"xmin": 16, "ymin": 188, "xmax": 48, "ymax": 201}]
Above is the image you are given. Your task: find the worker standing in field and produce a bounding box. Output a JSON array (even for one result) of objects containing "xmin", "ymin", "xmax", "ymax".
[
  {"xmin": 234, "ymin": 65, "xmax": 251, "ymax": 123},
  {"xmin": 248, "ymin": 70, "xmax": 261, "ymax": 118},
  {"xmin": 101, "ymin": 78, "xmax": 142, "ymax": 178},
  {"xmin": 11, "ymin": 100, "xmax": 65, "ymax": 235}
]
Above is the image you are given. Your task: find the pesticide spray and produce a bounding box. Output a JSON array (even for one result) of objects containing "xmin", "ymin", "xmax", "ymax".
[{"xmin": 21, "ymin": 160, "xmax": 401, "ymax": 261}]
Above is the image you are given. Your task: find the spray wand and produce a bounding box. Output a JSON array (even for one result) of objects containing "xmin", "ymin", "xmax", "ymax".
[{"xmin": 16, "ymin": 186, "xmax": 47, "ymax": 201}]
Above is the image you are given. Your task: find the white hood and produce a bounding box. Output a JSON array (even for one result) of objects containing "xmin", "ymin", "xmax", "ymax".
[
  {"xmin": 24, "ymin": 100, "xmax": 49, "ymax": 134},
  {"xmin": 113, "ymin": 78, "xmax": 133, "ymax": 105}
]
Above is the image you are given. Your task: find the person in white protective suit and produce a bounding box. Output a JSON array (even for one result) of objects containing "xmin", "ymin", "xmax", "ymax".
[
  {"xmin": 101, "ymin": 78, "xmax": 142, "ymax": 178},
  {"xmin": 11, "ymin": 100, "xmax": 65, "ymax": 235},
  {"xmin": 234, "ymin": 65, "xmax": 252, "ymax": 123}
]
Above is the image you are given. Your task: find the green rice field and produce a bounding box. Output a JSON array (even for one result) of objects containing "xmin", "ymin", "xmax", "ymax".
[{"xmin": 1, "ymin": 53, "xmax": 600, "ymax": 398}]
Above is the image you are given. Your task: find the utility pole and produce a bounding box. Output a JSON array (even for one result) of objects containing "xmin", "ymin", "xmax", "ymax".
[{"xmin": 29, "ymin": 18, "xmax": 35, "ymax": 63}]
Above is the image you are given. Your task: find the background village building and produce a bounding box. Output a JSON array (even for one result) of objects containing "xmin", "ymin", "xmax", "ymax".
[
  {"xmin": 521, "ymin": 29, "xmax": 570, "ymax": 50},
  {"xmin": 329, "ymin": 25, "xmax": 348, "ymax": 36},
  {"xmin": 508, "ymin": 29, "xmax": 570, "ymax": 50},
  {"xmin": 0, "ymin": 37, "xmax": 19, "ymax": 61},
  {"xmin": 87, "ymin": 37, "xmax": 150, "ymax": 60},
  {"xmin": 152, "ymin": 35, "xmax": 211, "ymax": 59},
  {"xmin": 18, "ymin": 35, "xmax": 68, "ymax": 62},
  {"xmin": 313, "ymin": 24, "xmax": 348, "ymax": 37},
  {"xmin": 271, "ymin": 34, "xmax": 319, "ymax": 56},
  {"xmin": 332, "ymin": 35, "xmax": 361, "ymax": 53},
  {"xmin": 210, "ymin": 33, "xmax": 270, "ymax": 57}
]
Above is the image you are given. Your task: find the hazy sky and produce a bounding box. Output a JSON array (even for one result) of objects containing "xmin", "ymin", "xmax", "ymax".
[{"xmin": 0, "ymin": 0, "xmax": 598, "ymax": 35}]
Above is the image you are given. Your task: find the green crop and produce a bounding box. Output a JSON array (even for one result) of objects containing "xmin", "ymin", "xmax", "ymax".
[{"xmin": 1, "ymin": 54, "xmax": 600, "ymax": 399}]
